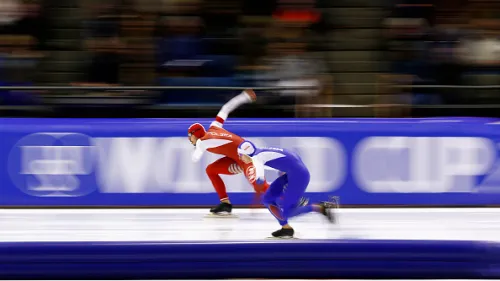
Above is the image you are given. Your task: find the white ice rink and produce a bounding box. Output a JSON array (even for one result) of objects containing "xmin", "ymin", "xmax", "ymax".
[{"xmin": 0, "ymin": 208, "xmax": 498, "ymax": 242}]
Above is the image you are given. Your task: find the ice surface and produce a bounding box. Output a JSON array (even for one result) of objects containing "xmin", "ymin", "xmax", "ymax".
[{"xmin": 0, "ymin": 208, "xmax": 498, "ymax": 242}]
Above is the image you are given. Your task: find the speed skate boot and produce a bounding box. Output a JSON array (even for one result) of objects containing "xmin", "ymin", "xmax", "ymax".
[
  {"xmin": 319, "ymin": 196, "xmax": 339, "ymax": 224},
  {"xmin": 271, "ymin": 227, "xmax": 295, "ymax": 239},
  {"xmin": 209, "ymin": 202, "xmax": 233, "ymax": 216}
]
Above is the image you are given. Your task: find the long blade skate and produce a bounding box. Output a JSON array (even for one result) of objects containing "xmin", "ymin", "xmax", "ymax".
[
  {"xmin": 324, "ymin": 196, "xmax": 340, "ymax": 224},
  {"xmin": 266, "ymin": 236, "xmax": 299, "ymax": 240},
  {"xmin": 204, "ymin": 213, "xmax": 239, "ymax": 218},
  {"xmin": 204, "ymin": 202, "xmax": 239, "ymax": 218}
]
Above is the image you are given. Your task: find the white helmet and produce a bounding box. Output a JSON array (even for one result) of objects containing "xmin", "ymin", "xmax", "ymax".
[{"xmin": 237, "ymin": 140, "xmax": 256, "ymax": 157}]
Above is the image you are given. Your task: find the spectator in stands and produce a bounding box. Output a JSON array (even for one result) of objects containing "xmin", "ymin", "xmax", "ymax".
[
  {"xmin": 116, "ymin": 1, "xmax": 156, "ymax": 86},
  {"xmin": 236, "ymin": 18, "xmax": 269, "ymax": 85},
  {"xmin": 429, "ymin": 25, "xmax": 465, "ymax": 103},
  {"xmin": 257, "ymin": 22, "xmax": 331, "ymax": 117},
  {"xmin": 0, "ymin": 0, "xmax": 46, "ymax": 56},
  {"xmin": 7, "ymin": 0, "xmax": 47, "ymax": 50},
  {"xmin": 384, "ymin": 2, "xmax": 445, "ymax": 106},
  {"xmin": 457, "ymin": 29, "xmax": 500, "ymax": 71},
  {"xmin": 202, "ymin": 0, "xmax": 239, "ymax": 38},
  {"xmin": 0, "ymin": 0, "xmax": 45, "ymax": 105},
  {"xmin": 390, "ymin": 41, "xmax": 442, "ymax": 105},
  {"xmin": 455, "ymin": 27, "xmax": 500, "ymax": 104},
  {"xmin": 155, "ymin": 9, "xmax": 242, "ymax": 105},
  {"xmin": 82, "ymin": 3, "xmax": 124, "ymax": 85},
  {"xmin": 0, "ymin": 0, "xmax": 21, "ymax": 28},
  {"xmin": 155, "ymin": 16, "xmax": 205, "ymax": 76},
  {"xmin": 156, "ymin": 0, "xmax": 239, "ymax": 78}
]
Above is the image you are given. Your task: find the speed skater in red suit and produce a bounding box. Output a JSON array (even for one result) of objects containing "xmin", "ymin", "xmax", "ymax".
[{"xmin": 188, "ymin": 89, "xmax": 269, "ymax": 216}]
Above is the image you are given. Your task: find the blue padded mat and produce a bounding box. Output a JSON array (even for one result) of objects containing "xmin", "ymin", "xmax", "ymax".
[{"xmin": 0, "ymin": 239, "xmax": 499, "ymax": 279}]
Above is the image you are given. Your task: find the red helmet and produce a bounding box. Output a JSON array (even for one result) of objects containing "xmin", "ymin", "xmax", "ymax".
[{"xmin": 188, "ymin": 123, "xmax": 206, "ymax": 139}]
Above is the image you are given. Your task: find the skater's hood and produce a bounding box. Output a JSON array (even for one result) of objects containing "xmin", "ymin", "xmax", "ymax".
[{"xmin": 237, "ymin": 140, "xmax": 256, "ymax": 156}]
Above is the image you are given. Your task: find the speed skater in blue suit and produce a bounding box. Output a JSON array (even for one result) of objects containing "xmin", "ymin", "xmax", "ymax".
[{"xmin": 237, "ymin": 140, "xmax": 338, "ymax": 239}]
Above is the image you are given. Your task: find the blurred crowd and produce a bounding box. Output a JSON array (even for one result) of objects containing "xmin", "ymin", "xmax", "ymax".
[
  {"xmin": 0, "ymin": 0, "xmax": 500, "ymax": 117},
  {"xmin": 385, "ymin": 0, "xmax": 500, "ymax": 111}
]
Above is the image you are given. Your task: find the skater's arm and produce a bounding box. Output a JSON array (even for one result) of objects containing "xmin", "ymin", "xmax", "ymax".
[
  {"xmin": 210, "ymin": 89, "xmax": 257, "ymax": 128},
  {"xmin": 191, "ymin": 139, "xmax": 205, "ymax": 162},
  {"xmin": 251, "ymin": 155, "xmax": 266, "ymax": 182}
]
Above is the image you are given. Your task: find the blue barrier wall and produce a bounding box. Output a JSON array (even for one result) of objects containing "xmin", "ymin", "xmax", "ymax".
[
  {"xmin": 1, "ymin": 239, "xmax": 500, "ymax": 279},
  {"xmin": 2, "ymin": 117, "xmax": 500, "ymax": 206}
]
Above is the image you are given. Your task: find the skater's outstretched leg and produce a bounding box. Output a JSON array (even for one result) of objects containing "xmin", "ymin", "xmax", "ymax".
[{"xmin": 286, "ymin": 200, "xmax": 336, "ymax": 223}]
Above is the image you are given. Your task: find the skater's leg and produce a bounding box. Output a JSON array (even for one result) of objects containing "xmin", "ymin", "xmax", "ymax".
[
  {"xmin": 280, "ymin": 167, "xmax": 311, "ymax": 221},
  {"xmin": 206, "ymin": 157, "xmax": 241, "ymax": 203},
  {"xmin": 268, "ymin": 166, "xmax": 335, "ymax": 238},
  {"xmin": 206, "ymin": 157, "xmax": 241, "ymax": 214},
  {"xmin": 267, "ymin": 169, "xmax": 309, "ymax": 238},
  {"xmin": 287, "ymin": 204, "xmax": 315, "ymax": 217},
  {"xmin": 283, "ymin": 168, "xmax": 336, "ymax": 223},
  {"xmin": 262, "ymin": 174, "xmax": 289, "ymax": 225}
]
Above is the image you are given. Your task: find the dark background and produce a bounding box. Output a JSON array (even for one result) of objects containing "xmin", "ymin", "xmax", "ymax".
[{"xmin": 0, "ymin": 0, "xmax": 499, "ymax": 118}]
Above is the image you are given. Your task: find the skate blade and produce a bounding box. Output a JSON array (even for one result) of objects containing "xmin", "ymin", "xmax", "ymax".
[
  {"xmin": 266, "ymin": 236, "xmax": 299, "ymax": 240},
  {"xmin": 204, "ymin": 213, "xmax": 239, "ymax": 218},
  {"xmin": 325, "ymin": 196, "xmax": 340, "ymax": 209},
  {"xmin": 325, "ymin": 196, "xmax": 340, "ymax": 224}
]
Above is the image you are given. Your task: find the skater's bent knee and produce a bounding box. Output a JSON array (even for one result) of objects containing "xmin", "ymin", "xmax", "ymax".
[{"xmin": 205, "ymin": 164, "xmax": 216, "ymax": 175}]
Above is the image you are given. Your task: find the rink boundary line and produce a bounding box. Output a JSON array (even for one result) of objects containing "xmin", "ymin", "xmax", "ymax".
[{"xmin": 0, "ymin": 208, "xmax": 498, "ymax": 215}]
